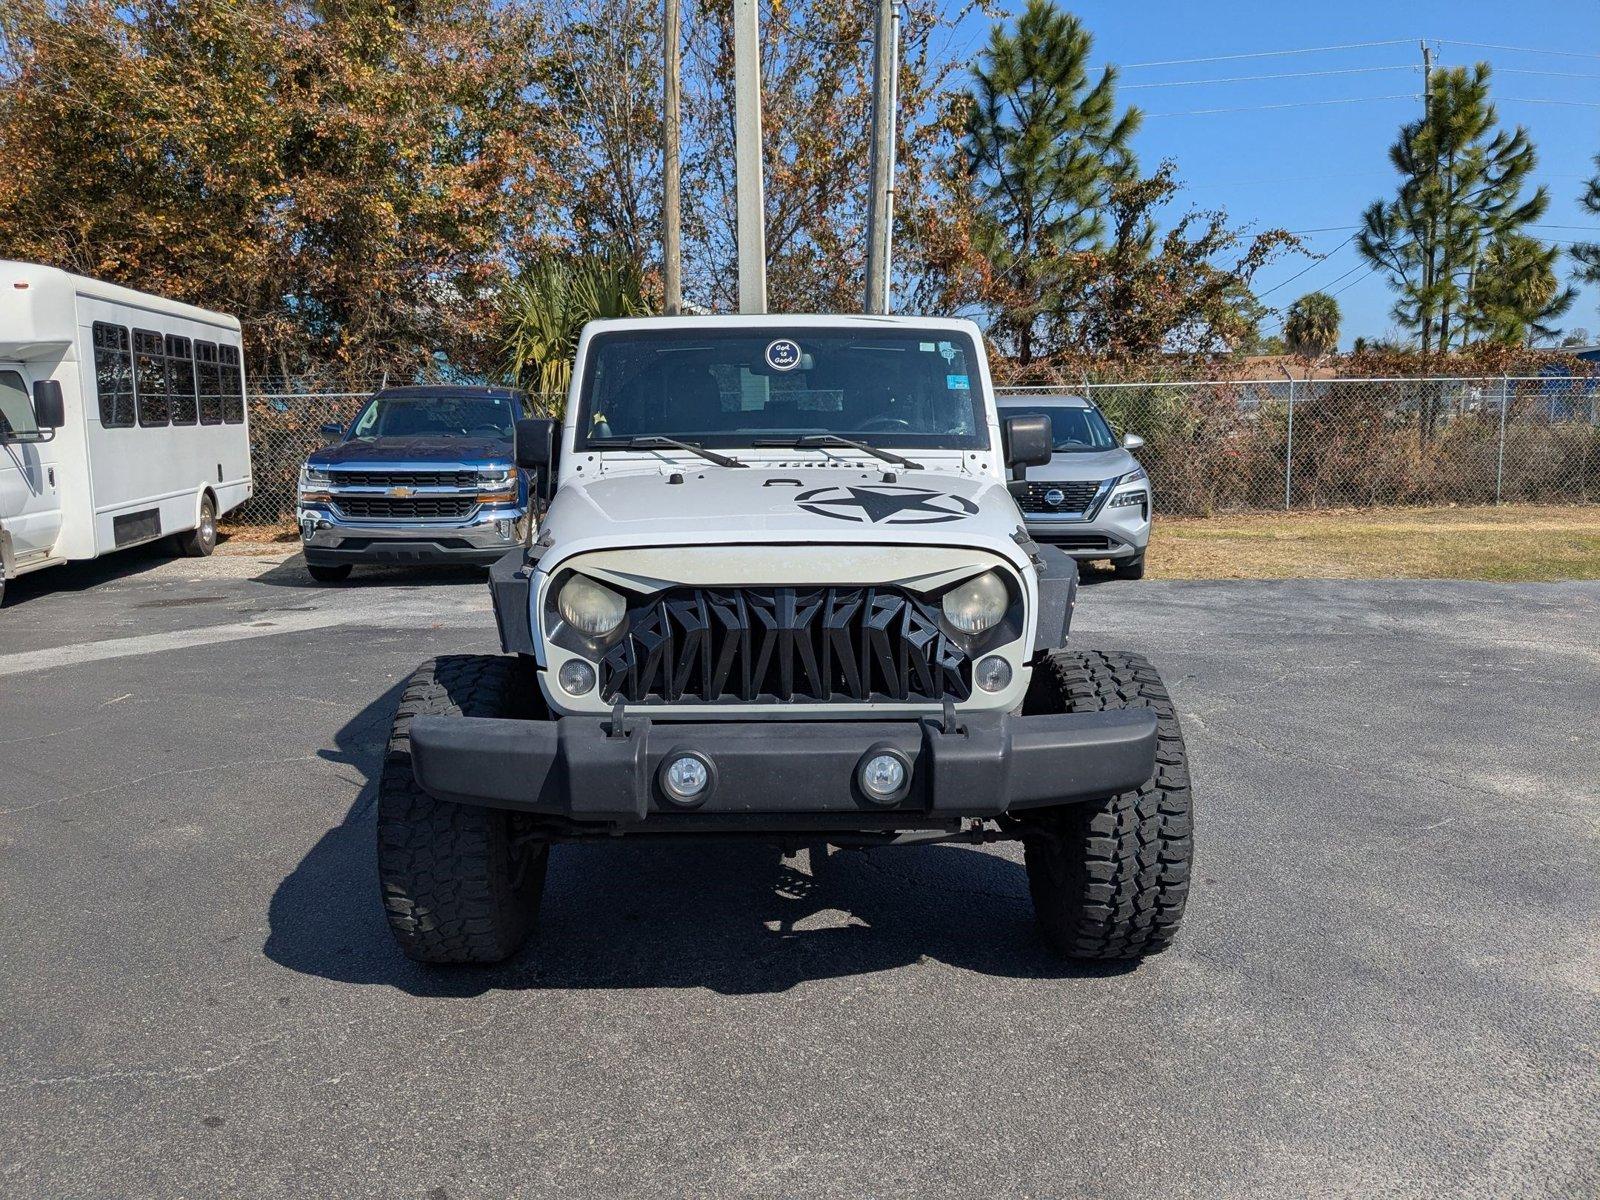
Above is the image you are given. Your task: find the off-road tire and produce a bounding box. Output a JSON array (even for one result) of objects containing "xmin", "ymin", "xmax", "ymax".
[
  {"xmin": 1112, "ymin": 553, "xmax": 1146, "ymax": 580},
  {"xmin": 306, "ymin": 562, "xmax": 353, "ymax": 583},
  {"xmin": 176, "ymin": 494, "xmax": 217, "ymax": 557},
  {"xmin": 376, "ymin": 655, "xmax": 549, "ymax": 965},
  {"xmin": 1022, "ymin": 649, "xmax": 1192, "ymax": 960}
]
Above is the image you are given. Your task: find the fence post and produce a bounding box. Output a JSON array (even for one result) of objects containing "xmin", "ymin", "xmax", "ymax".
[
  {"xmin": 1284, "ymin": 377, "xmax": 1295, "ymax": 510},
  {"xmin": 1495, "ymin": 375, "xmax": 1509, "ymax": 505}
]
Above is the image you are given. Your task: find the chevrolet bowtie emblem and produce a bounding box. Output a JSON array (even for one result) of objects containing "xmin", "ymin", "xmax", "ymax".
[{"xmin": 388, "ymin": 486, "xmax": 414, "ymax": 498}]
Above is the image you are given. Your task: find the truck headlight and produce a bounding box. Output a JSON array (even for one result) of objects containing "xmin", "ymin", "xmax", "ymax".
[
  {"xmin": 477, "ymin": 468, "xmax": 515, "ymax": 491},
  {"xmin": 557, "ymin": 574, "xmax": 627, "ymax": 638},
  {"xmin": 941, "ymin": 570, "xmax": 1008, "ymax": 635},
  {"xmin": 299, "ymin": 465, "xmax": 331, "ymax": 489}
]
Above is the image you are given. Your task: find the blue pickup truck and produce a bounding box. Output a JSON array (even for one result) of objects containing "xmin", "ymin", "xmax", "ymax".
[{"xmin": 295, "ymin": 385, "xmax": 536, "ymax": 582}]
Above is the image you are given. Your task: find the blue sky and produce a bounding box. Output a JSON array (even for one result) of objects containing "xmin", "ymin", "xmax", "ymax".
[{"xmin": 939, "ymin": 1, "xmax": 1600, "ymax": 347}]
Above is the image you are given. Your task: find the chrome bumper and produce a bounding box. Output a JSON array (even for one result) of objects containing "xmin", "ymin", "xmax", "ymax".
[
  {"xmin": 1021, "ymin": 500, "xmax": 1150, "ymax": 558},
  {"xmin": 297, "ymin": 501, "xmax": 529, "ymax": 565}
]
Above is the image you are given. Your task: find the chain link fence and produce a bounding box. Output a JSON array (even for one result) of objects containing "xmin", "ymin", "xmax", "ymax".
[
  {"xmin": 999, "ymin": 376, "xmax": 1600, "ymax": 515},
  {"xmin": 231, "ymin": 376, "xmax": 1600, "ymax": 525}
]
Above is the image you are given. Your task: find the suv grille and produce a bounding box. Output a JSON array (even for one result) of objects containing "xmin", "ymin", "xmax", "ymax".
[
  {"xmin": 333, "ymin": 496, "xmax": 476, "ymax": 520},
  {"xmin": 328, "ymin": 469, "xmax": 479, "ymax": 489},
  {"xmin": 599, "ymin": 586, "xmax": 971, "ymax": 704},
  {"xmin": 1016, "ymin": 479, "xmax": 1103, "ymax": 514}
]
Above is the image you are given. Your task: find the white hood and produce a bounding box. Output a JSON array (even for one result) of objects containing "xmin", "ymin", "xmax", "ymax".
[{"xmin": 538, "ymin": 465, "xmax": 1032, "ymax": 570}]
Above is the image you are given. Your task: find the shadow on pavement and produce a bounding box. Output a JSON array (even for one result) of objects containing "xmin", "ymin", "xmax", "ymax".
[
  {"xmin": 264, "ymin": 676, "xmax": 1131, "ymax": 997},
  {"xmin": 0, "ymin": 541, "xmax": 178, "ymax": 607},
  {"xmin": 252, "ymin": 553, "xmax": 492, "ymax": 591}
]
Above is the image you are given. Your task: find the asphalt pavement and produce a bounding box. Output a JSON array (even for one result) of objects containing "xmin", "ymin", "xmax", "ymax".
[{"xmin": 1, "ymin": 545, "xmax": 1596, "ymax": 1198}]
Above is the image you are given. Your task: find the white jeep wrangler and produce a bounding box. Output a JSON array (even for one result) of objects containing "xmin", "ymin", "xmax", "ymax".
[{"xmin": 377, "ymin": 315, "xmax": 1193, "ymax": 965}]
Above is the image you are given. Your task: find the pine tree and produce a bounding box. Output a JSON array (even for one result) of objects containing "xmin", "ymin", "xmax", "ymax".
[
  {"xmin": 1571, "ymin": 156, "xmax": 1600, "ymax": 299},
  {"xmin": 960, "ymin": 0, "xmax": 1140, "ymax": 363},
  {"xmin": 1357, "ymin": 64, "xmax": 1551, "ymax": 356}
]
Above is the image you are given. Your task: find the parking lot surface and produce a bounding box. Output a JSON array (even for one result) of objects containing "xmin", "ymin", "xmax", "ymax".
[{"xmin": 1, "ymin": 547, "xmax": 1597, "ymax": 1198}]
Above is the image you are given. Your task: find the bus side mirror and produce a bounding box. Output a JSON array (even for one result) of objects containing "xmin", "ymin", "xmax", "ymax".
[
  {"xmin": 1002, "ymin": 413, "xmax": 1052, "ymax": 481},
  {"xmin": 31, "ymin": 380, "xmax": 65, "ymax": 429}
]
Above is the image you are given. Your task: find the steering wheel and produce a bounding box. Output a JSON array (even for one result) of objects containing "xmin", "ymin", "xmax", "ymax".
[{"xmin": 856, "ymin": 417, "xmax": 911, "ymax": 432}]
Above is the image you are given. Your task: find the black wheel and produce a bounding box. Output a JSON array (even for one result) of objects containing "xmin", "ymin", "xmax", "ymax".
[
  {"xmin": 1021, "ymin": 650, "xmax": 1193, "ymax": 960},
  {"xmin": 306, "ymin": 562, "xmax": 353, "ymax": 583},
  {"xmin": 377, "ymin": 655, "xmax": 549, "ymax": 965},
  {"xmin": 1112, "ymin": 553, "xmax": 1146, "ymax": 580},
  {"xmin": 176, "ymin": 494, "xmax": 218, "ymax": 557}
]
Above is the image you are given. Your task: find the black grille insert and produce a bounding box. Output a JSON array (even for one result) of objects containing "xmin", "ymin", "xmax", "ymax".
[
  {"xmin": 333, "ymin": 496, "xmax": 476, "ymax": 519},
  {"xmin": 599, "ymin": 586, "xmax": 971, "ymax": 704},
  {"xmin": 329, "ymin": 469, "xmax": 479, "ymax": 489},
  {"xmin": 1016, "ymin": 479, "xmax": 1103, "ymax": 513}
]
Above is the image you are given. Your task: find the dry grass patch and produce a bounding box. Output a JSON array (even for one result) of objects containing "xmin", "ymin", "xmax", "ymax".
[{"xmin": 1146, "ymin": 504, "xmax": 1600, "ymax": 581}]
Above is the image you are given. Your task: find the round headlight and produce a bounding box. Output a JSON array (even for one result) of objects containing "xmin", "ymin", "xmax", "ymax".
[
  {"xmin": 557, "ymin": 574, "xmax": 627, "ymax": 638},
  {"xmin": 941, "ymin": 570, "xmax": 1009, "ymax": 635}
]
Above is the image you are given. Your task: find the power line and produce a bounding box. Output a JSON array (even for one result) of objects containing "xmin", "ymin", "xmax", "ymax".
[
  {"xmin": 1439, "ymin": 39, "xmax": 1600, "ymax": 62},
  {"xmin": 1145, "ymin": 94, "xmax": 1419, "ymax": 119},
  {"xmin": 1107, "ymin": 38, "xmax": 1415, "ymax": 71},
  {"xmin": 1257, "ymin": 233, "xmax": 1356, "ymax": 298},
  {"xmin": 1499, "ymin": 96, "xmax": 1600, "ymax": 109},
  {"xmin": 1122, "ymin": 64, "xmax": 1414, "ymax": 90}
]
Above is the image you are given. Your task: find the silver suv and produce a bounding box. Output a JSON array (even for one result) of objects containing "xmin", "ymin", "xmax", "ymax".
[{"xmin": 996, "ymin": 393, "xmax": 1150, "ymax": 579}]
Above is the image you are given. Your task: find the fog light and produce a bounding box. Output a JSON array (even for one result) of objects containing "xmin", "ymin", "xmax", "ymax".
[
  {"xmin": 557, "ymin": 659, "xmax": 596, "ymax": 696},
  {"xmin": 659, "ymin": 753, "xmax": 712, "ymax": 805},
  {"xmin": 974, "ymin": 655, "xmax": 1012, "ymax": 693},
  {"xmin": 496, "ymin": 518, "xmax": 514, "ymax": 540},
  {"xmin": 857, "ymin": 748, "xmax": 910, "ymax": 805}
]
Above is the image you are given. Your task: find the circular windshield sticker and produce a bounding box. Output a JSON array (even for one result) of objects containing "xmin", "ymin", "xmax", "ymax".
[{"xmin": 765, "ymin": 339, "xmax": 802, "ymax": 371}]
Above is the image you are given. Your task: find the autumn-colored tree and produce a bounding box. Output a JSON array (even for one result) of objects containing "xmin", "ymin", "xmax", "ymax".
[
  {"xmin": 1285, "ymin": 291, "xmax": 1341, "ymax": 358},
  {"xmin": 0, "ymin": 0, "xmax": 567, "ymax": 381}
]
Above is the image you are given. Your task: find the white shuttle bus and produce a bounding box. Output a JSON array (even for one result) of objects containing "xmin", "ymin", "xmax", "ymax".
[{"xmin": 0, "ymin": 261, "xmax": 252, "ymax": 605}]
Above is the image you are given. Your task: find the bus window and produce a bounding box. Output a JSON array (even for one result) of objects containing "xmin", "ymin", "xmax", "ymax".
[
  {"xmin": 166, "ymin": 334, "xmax": 198, "ymax": 425},
  {"xmin": 220, "ymin": 344, "xmax": 244, "ymax": 424},
  {"xmin": 92, "ymin": 322, "xmax": 135, "ymax": 428},
  {"xmin": 134, "ymin": 329, "xmax": 169, "ymax": 426},
  {"xmin": 196, "ymin": 341, "xmax": 223, "ymax": 425}
]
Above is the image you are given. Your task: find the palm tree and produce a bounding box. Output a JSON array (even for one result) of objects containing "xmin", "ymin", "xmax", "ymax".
[
  {"xmin": 498, "ymin": 253, "xmax": 650, "ymax": 406},
  {"xmin": 1284, "ymin": 291, "xmax": 1341, "ymax": 358}
]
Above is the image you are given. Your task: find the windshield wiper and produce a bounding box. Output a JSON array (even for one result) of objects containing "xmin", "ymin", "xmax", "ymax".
[
  {"xmin": 591, "ymin": 436, "xmax": 747, "ymax": 469},
  {"xmin": 755, "ymin": 434, "xmax": 923, "ymax": 470}
]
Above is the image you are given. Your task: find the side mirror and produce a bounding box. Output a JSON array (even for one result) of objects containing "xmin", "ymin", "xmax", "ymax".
[
  {"xmin": 31, "ymin": 380, "xmax": 65, "ymax": 429},
  {"xmin": 1122, "ymin": 432, "xmax": 1145, "ymax": 451},
  {"xmin": 516, "ymin": 417, "xmax": 558, "ymax": 502},
  {"xmin": 1002, "ymin": 413, "xmax": 1052, "ymax": 480},
  {"xmin": 515, "ymin": 417, "xmax": 556, "ymax": 469},
  {"xmin": 319, "ymin": 421, "xmax": 344, "ymax": 439}
]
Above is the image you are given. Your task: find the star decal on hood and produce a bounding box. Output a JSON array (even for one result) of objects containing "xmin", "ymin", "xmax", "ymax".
[{"xmin": 794, "ymin": 484, "xmax": 980, "ymax": 524}]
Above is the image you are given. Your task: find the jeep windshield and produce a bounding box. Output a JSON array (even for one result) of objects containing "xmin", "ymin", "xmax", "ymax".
[
  {"xmin": 348, "ymin": 393, "xmax": 517, "ymax": 441},
  {"xmin": 575, "ymin": 327, "xmax": 990, "ymax": 451}
]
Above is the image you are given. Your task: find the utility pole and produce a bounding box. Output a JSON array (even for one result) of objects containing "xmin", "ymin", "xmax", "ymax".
[
  {"xmin": 1419, "ymin": 39, "xmax": 1436, "ymax": 356},
  {"xmin": 732, "ymin": 0, "xmax": 767, "ymax": 313},
  {"xmin": 864, "ymin": 0, "xmax": 900, "ymax": 314},
  {"xmin": 662, "ymin": 0, "xmax": 682, "ymax": 315}
]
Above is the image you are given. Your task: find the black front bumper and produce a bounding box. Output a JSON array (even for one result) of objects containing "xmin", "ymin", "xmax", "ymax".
[
  {"xmin": 408, "ymin": 707, "xmax": 1157, "ymax": 827},
  {"xmin": 304, "ymin": 540, "xmax": 509, "ymax": 567}
]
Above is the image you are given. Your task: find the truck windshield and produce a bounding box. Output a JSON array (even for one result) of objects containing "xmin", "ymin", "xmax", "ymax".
[
  {"xmin": 1003, "ymin": 405, "xmax": 1116, "ymax": 452},
  {"xmin": 349, "ymin": 394, "xmax": 516, "ymax": 440},
  {"xmin": 575, "ymin": 328, "xmax": 990, "ymax": 450}
]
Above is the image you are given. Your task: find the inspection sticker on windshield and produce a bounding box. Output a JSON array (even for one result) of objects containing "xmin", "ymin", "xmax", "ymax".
[
  {"xmin": 946, "ymin": 373, "xmax": 970, "ymax": 390},
  {"xmin": 765, "ymin": 339, "xmax": 802, "ymax": 371}
]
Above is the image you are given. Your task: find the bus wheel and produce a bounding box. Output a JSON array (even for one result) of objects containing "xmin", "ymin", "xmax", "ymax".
[{"xmin": 177, "ymin": 495, "xmax": 218, "ymax": 558}]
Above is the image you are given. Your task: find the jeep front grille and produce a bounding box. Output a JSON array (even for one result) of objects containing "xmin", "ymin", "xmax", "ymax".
[
  {"xmin": 1015, "ymin": 479, "xmax": 1103, "ymax": 514},
  {"xmin": 598, "ymin": 586, "xmax": 971, "ymax": 704},
  {"xmin": 332, "ymin": 496, "xmax": 476, "ymax": 520}
]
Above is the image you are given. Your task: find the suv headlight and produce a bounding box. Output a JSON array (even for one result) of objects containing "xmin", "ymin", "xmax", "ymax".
[
  {"xmin": 557, "ymin": 574, "xmax": 627, "ymax": 638},
  {"xmin": 941, "ymin": 570, "xmax": 1009, "ymax": 635},
  {"xmin": 1109, "ymin": 465, "xmax": 1150, "ymax": 509}
]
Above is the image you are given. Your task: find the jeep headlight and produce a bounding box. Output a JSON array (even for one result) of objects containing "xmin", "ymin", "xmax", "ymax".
[
  {"xmin": 941, "ymin": 570, "xmax": 1009, "ymax": 635},
  {"xmin": 557, "ymin": 574, "xmax": 627, "ymax": 638}
]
